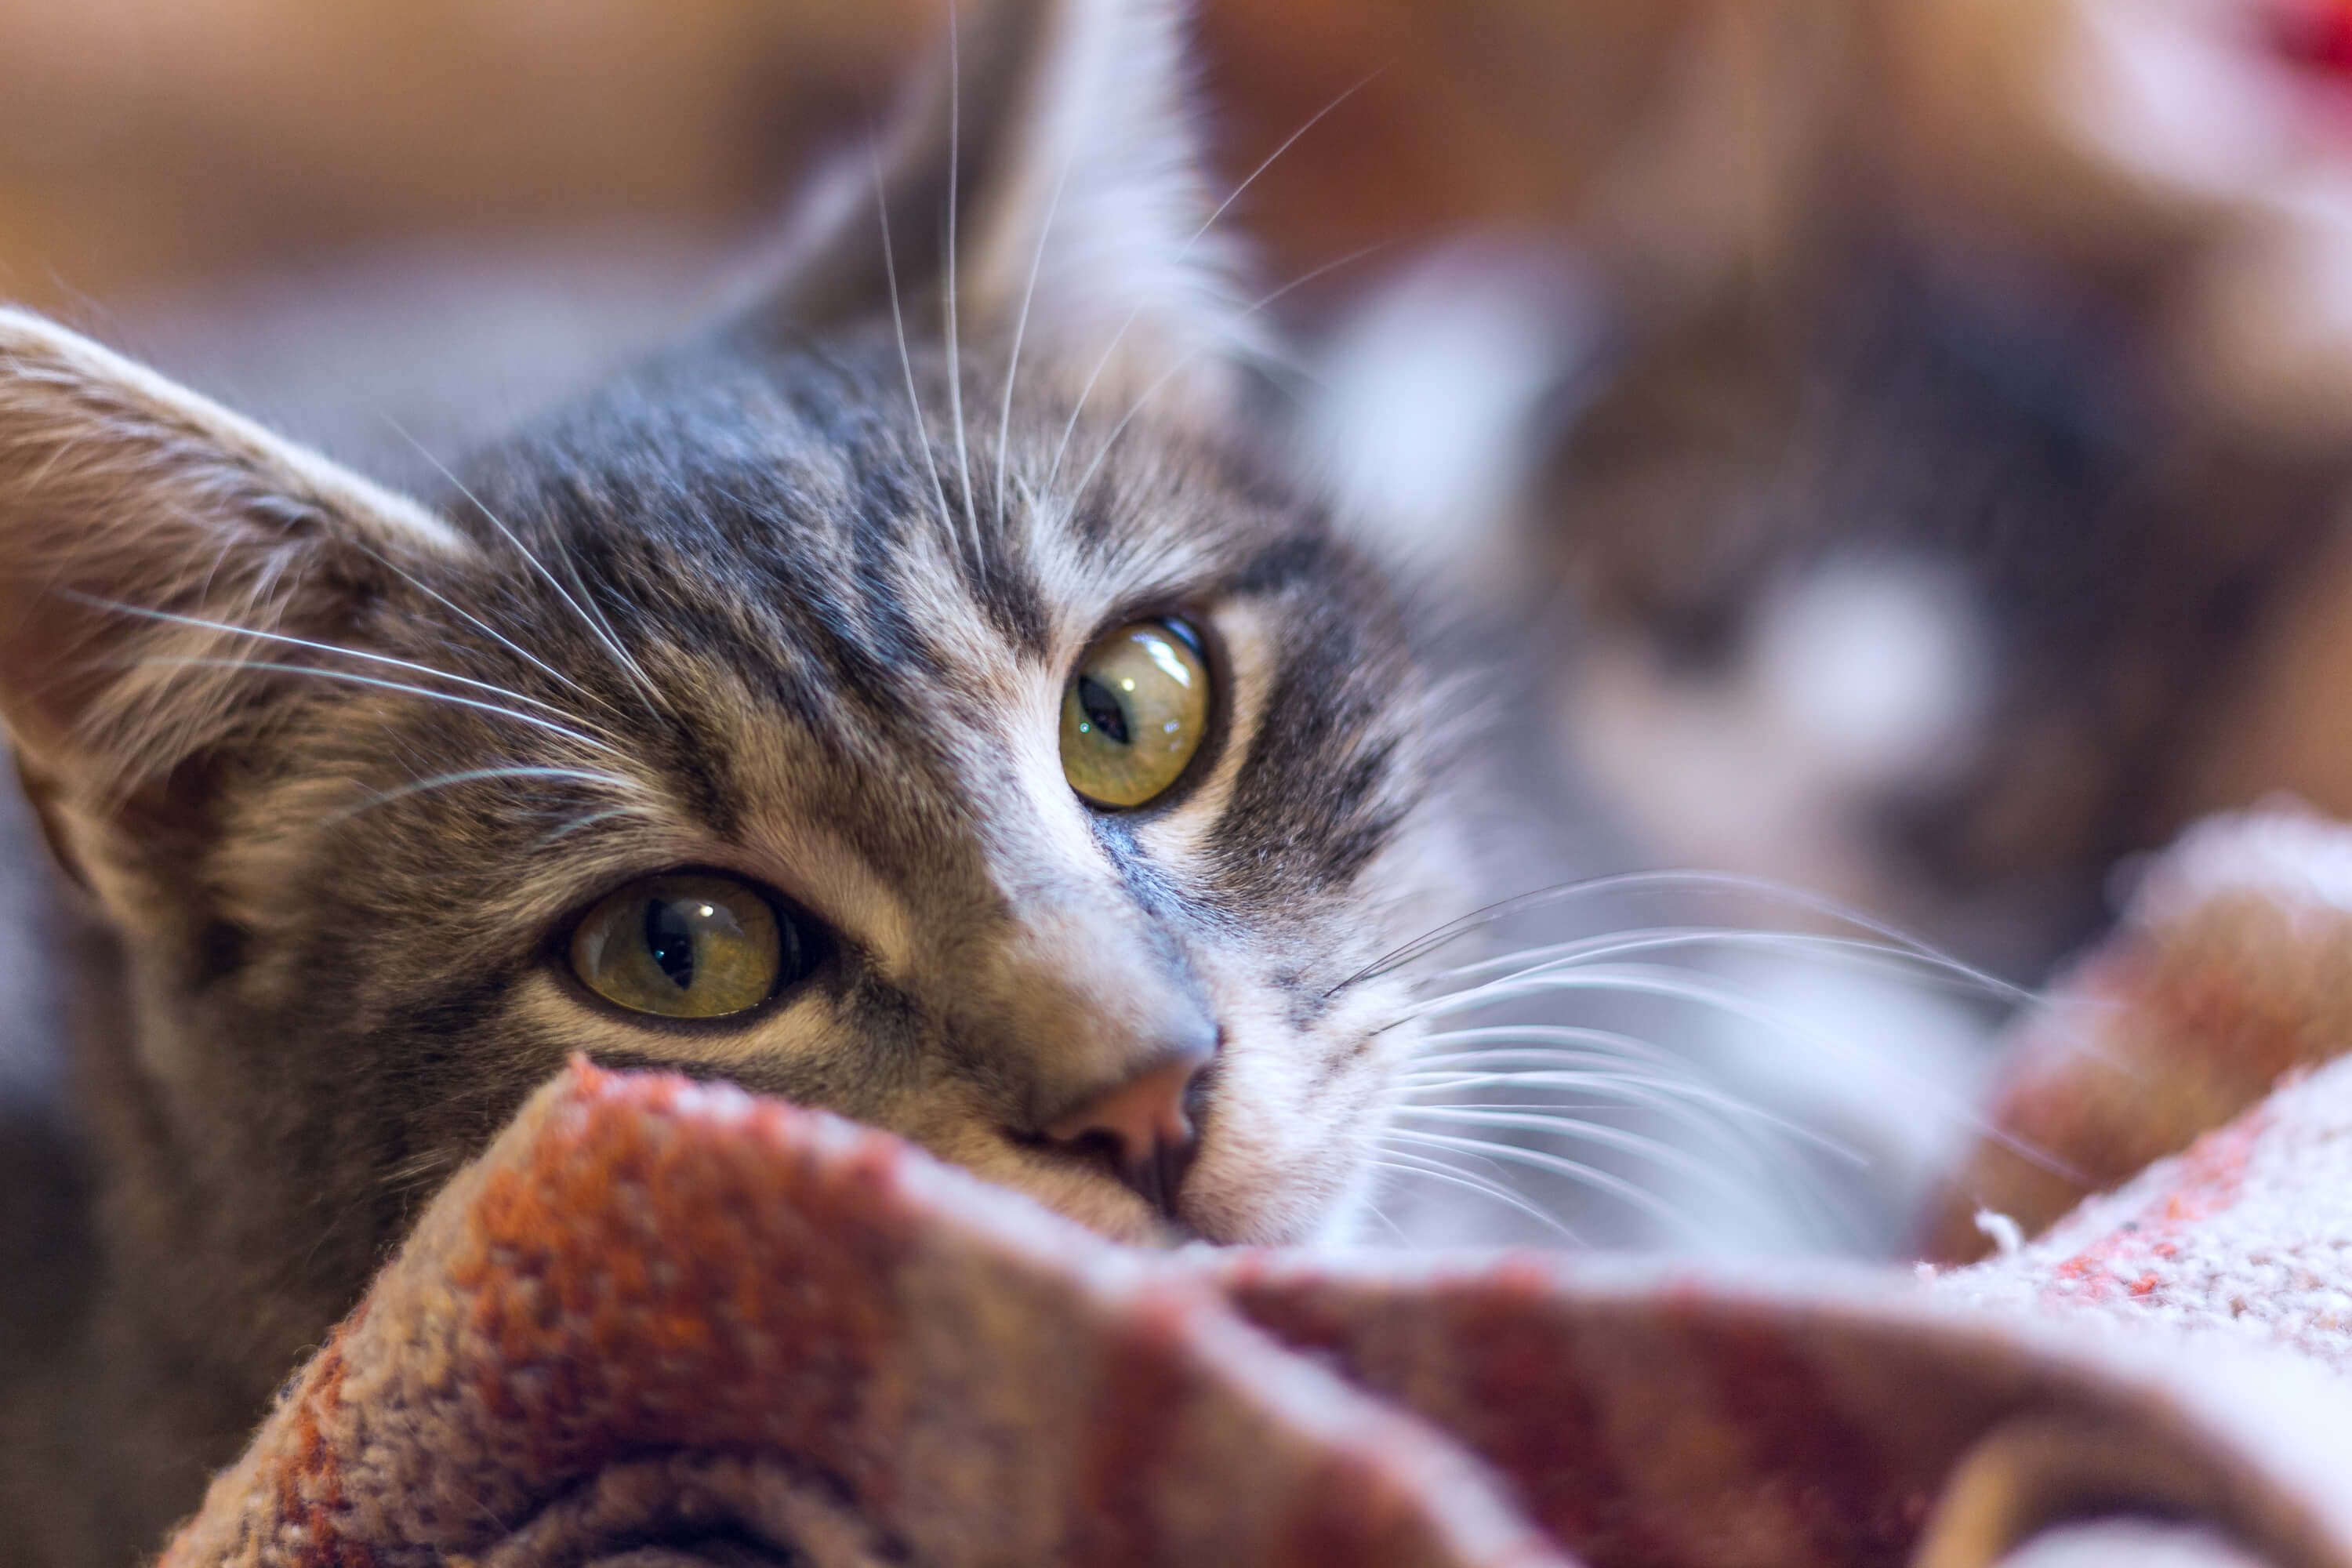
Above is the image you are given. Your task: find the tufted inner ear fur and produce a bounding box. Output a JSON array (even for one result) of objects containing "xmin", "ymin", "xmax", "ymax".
[
  {"xmin": 754, "ymin": 0, "xmax": 1259, "ymax": 423},
  {"xmin": 0, "ymin": 308, "xmax": 473, "ymax": 851}
]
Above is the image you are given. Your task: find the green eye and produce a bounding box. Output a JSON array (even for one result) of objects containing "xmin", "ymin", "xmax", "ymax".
[
  {"xmin": 1060, "ymin": 619, "xmax": 1210, "ymax": 808},
  {"xmin": 570, "ymin": 873, "xmax": 790, "ymax": 1018}
]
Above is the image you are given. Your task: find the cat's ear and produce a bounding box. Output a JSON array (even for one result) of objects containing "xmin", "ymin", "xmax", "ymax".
[
  {"xmin": 757, "ymin": 0, "xmax": 1256, "ymax": 419},
  {"xmin": 0, "ymin": 308, "xmax": 470, "ymax": 822}
]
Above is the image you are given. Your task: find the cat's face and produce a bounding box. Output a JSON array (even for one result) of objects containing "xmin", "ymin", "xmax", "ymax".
[
  {"xmin": 0, "ymin": 0, "xmax": 1448, "ymax": 1340},
  {"xmin": 11, "ymin": 321, "xmax": 1431, "ymax": 1254}
]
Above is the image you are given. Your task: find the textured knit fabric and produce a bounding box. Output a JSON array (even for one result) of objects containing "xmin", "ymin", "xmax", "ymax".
[
  {"xmin": 1935, "ymin": 1054, "xmax": 2352, "ymax": 1364},
  {"xmin": 162, "ymin": 807, "xmax": 2352, "ymax": 1567},
  {"xmin": 1927, "ymin": 811, "xmax": 2352, "ymax": 1262},
  {"xmin": 160, "ymin": 1065, "xmax": 2352, "ymax": 1567}
]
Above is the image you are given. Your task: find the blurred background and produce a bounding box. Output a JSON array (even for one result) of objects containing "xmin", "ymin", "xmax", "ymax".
[
  {"xmin": 0, "ymin": 0, "xmax": 1718, "ymax": 481},
  {"xmin": 12, "ymin": 0, "xmax": 2352, "ymax": 1258}
]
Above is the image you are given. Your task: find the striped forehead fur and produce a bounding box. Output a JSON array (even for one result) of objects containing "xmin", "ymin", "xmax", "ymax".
[{"xmin": 441, "ymin": 328, "xmax": 1427, "ymax": 906}]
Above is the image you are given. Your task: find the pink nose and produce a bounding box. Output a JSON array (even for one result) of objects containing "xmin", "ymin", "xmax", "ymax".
[{"xmin": 1044, "ymin": 1054, "xmax": 1210, "ymax": 1217}]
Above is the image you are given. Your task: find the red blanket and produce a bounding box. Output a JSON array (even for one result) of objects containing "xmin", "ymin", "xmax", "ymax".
[{"xmin": 165, "ymin": 810, "xmax": 2352, "ymax": 1567}]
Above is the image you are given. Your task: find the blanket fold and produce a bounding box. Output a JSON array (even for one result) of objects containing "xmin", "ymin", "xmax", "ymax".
[
  {"xmin": 166, "ymin": 1062, "xmax": 2352, "ymax": 1568},
  {"xmin": 167, "ymin": 807, "xmax": 2352, "ymax": 1568}
]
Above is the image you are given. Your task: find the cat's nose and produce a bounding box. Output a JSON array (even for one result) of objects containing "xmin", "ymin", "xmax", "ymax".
[{"xmin": 1043, "ymin": 1028, "xmax": 1215, "ymax": 1217}]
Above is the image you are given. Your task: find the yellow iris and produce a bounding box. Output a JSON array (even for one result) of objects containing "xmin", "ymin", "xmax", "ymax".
[
  {"xmin": 1060, "ymin": 619, "xmax": 1210, "ymax": 808},
  {"xmin": 570, "ymin": 873, "xmax": 783, "ymax": 1018}
]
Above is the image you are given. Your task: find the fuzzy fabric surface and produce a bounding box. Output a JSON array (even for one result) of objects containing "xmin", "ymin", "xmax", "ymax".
[
  {"xmin": 1933, "ymin": 1051, "xmax": 2352, "ymax": 1366},
  {"xmin": 1921, "ymin": 806, "xmax": 2352, "ymax": 1367},
  {"xmin": 165, "ymin": 808, "xmax": 2352, "ymax": 1568},
  {"xmin": 1926, "ymin": 810, "xmax": 2352, "ymax": 1264}
]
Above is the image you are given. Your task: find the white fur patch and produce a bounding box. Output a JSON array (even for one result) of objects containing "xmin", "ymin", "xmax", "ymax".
[
  {"xmin": 1562, "ymin": 555, "xmax": 1990, "ymax": 905},
  {"xmin": 1746, "ymin": 557, "xmax": 1989, "ymax": 787}
]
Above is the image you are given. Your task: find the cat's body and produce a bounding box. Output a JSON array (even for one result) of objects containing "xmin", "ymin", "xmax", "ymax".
[
  {"xmin": 1295, "ymin": 0, "xmax": 2352, "ymax": 977},
  {"xmin": 1333, "ymin": 204, "xmax": 2352, "ymax": 975},
  {"xmin": 1541, "ymin": 221, "xmax": 2352, "ymax": 967},
  {"xmin": 0, "ymin": 4, "xmax": 1460, "ymax": 1561}
]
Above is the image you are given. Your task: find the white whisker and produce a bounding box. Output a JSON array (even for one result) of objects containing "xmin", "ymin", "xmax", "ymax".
[
  {"xmin": 75, "ymin": 597, "xmax": 619, "ymax": 744},
  {"xmin": 129, "ymin": 659, "xmax": 620, "ymax": 757},
  {"xmin": 1348, "ymin": 1190, "xmax": 1414, "ymax": 1247},
  {"xmin": 870, "ymin": 136, "xmax": 960, "ymax": 552},
  {"xmin": 1420, "ymin": 1021, "xmax": 1697, "ymax": 1074},
  {"xmin": 1056, "ymin": 241, "xmax": 1388, "ymax": 503},
  {"xmin": 1403, "ymin": 1063, "xmax": 1860, "ymax": 1167},
  {"xmin": 942, "ymin": 0, "xmax": 979, "ymax": 557},
  {"xmin": 535, "ymin": 804, "xmax": 640, "ymax": 849},
  {"xmin": 1410, "ymin": 965, "xmax": 1907, "ymax": 1076},
  {"xmin": 1192, "ymin": 67, "xmax": 1384, "ymax": 258},
  {"xmin": 1428, "ymin": 925, "xmax": 2034, "ymax": 1010},
  {"xmin": 1382, "ymin": 1127, "xmax": 1709, "ymax": 1240},
  {"xmin": 1414, "ymin": 963, "xmax": 2091, "ymax": 1185},
  {"xmin": 1392, "ymin": 1104, "xmax": 1815, "ymax": 1204},
  {"xmin": 384, "ymin": 421, "xmax": 666, "ymax": 716},
  {"xmin": 324, "ymin": 765, "xmax": 639, "ymax": 825},
  {"xmin": 1044, "ymin": 71, "xmax": 1381, "ymax": 488},
  {"xmin": 1406, "ymin": 1044, "xmax": 1733, "ymax": 1108},
  {"xmin": 1410, "ymin": 1025, "xmax": 1864, "ymax": 1153},
  {"xmin": 1400, "ymin": 1074, "xmax": 1832, "ymax": 1171},
  {"xmin": 1367, "ymin": 1150, "xmax": 1582, "ymax": 1242},
  {"xmin": 1411, "ymin": 962, "xmax": 1784, "ymax": 1022},
  {"xmin": 996, "ymin": 136, "xmax": 1072, "ymax": 524},
  {"xmin": 1338, "ymin": 869, "xmax": 2032, "ymax": 996},
  {"xmin": 347, "ymin": 539, "xmax": 621, "ymax": 717}
]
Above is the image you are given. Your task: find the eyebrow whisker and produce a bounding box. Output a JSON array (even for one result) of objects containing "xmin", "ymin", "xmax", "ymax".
[
  {"xmin": 125, "ymin": 658, "xmax": 624, "ymax": 757},
  {"xmin": 72, "ymin": 597, "xmax": 621, "ymax": 746}
]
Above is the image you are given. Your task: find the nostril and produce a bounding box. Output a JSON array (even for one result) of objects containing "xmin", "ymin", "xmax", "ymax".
[{"xmin": 1042, "ymin": 1054, "xmax": 1210, "ymax": 1217}]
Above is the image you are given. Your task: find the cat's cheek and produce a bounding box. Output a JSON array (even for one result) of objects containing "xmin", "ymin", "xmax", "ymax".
[
  {"xmin": 1174, "ymin": 1055, "xmax": 1382, "ymax": 1245},
  {"xmin": 1305, "ymin": 1165, "xmax": 1393, "ymax": 1249},
  {"xmin": 1153, "ymin": 969, "xmax": 1413, "ymax": 1245},
  {"xmin": 1178, "ymin": 1127, "xmax": 1363, "ymax": 1247}
]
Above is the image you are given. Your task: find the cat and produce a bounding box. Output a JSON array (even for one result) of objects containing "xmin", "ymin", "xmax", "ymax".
[
  {"xmin": 1530, "ymin": 224, "xmax": 2352, "ymax": 975},
  {"xmin": 1290, "ymin": 0, "xmax": 2352, "ymax": 980},
  {"xmin": 1316, "ymin": 205, "xmax": 2352, "ymax": 983},
  {"xmin": 0, "ymin": 1, "xmax": 1461, "ymax": 1560}
]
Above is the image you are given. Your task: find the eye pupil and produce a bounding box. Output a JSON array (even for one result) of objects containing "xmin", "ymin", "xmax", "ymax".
[
  {"xmin": 1076, "ymin": 673, "xmax": 1131, "ymax": 746},
  {"xmin": 644, "ymin": 899, "xmax": 696, "ymax": 989},
  {"xmin": 1059, "ymin": 618, "xmax": 1212, "ymax": 809},
  {"xmin": 571, "ymin": 873, "xmax": 800, "ymax": 1020}
]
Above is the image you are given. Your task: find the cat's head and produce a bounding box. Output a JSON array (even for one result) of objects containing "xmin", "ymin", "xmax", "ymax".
[{"xmin": 0, "ymin": 0, "xmax": 1447, "ymax": 1329}]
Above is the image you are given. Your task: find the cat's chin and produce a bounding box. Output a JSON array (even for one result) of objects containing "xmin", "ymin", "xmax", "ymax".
[
  {"xmin": 968, "ymin": 1162, "xmax": 1190, "ymax": 1248},
  {"xmin": 925, "ymin": 1137, "xmax": 1319, "ymax": 1250},
  {"xmin": 1036, "ymin": 1192, "xmax": 1288, "ymax": 1251},
  {"xmin": 1040, "ymin": 1166, "xmax": 1346, "ymax": 1251}
]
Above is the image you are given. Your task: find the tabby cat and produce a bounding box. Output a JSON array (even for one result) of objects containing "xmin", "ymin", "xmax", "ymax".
[
  {"xmin": 1530, "ymin": 225, "xmax": 2352, "ymax": 973},
  {"xmin": 0, "ymin": 1, "xmax": 1456, "ymax": 1560}
]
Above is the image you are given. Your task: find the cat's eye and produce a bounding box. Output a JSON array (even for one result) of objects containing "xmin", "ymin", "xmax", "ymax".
[
  {"xmin": 1060, "ymin": 618, "xmax": 1211, "ymax": 808},
  {"xmin": 569, "ymin": 873, "xmax": 802, "ymax": 1019}
]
